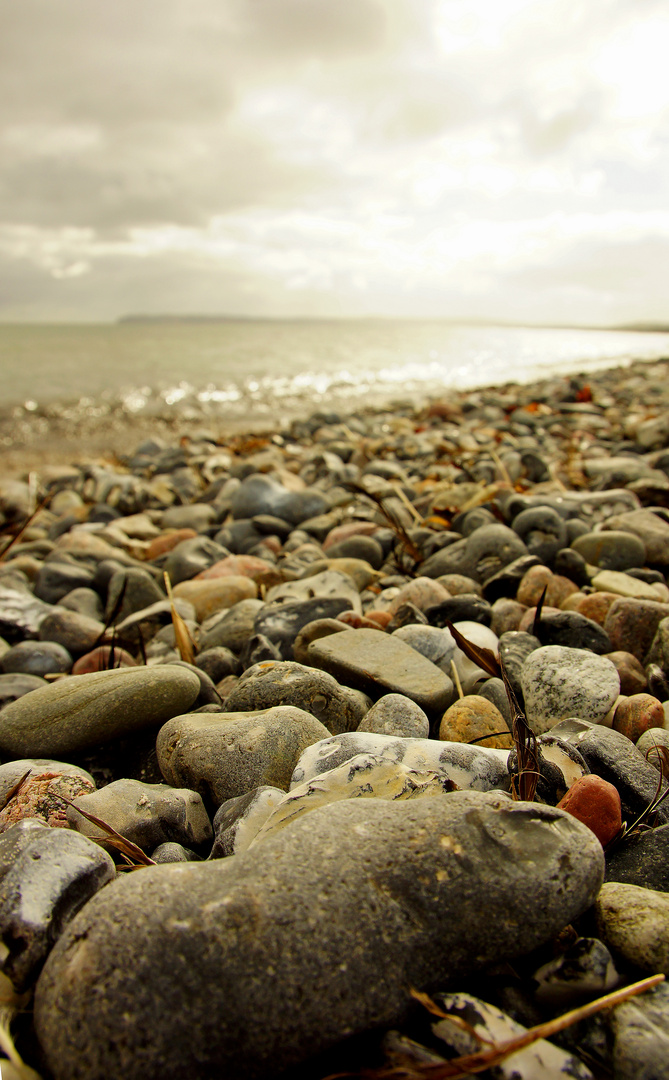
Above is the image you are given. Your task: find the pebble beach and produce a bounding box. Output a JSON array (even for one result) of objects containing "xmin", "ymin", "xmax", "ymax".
[{"xmin": 1, "ymin": 355, "xmax": 669, "ymax": 1079}]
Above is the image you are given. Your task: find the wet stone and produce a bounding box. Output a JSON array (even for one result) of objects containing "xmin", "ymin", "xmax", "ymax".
[{"xmin": 0, "ymin": 819, "xmax": 115, "ymax": 991}]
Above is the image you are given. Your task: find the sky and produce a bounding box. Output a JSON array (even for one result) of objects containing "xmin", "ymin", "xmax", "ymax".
[{"xmin": 1, "ymin": 0, "xmax": 668, "ymax": 325}]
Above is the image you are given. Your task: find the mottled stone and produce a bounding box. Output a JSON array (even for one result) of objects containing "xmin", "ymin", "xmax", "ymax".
[
  {"xmin": 429, "ymin": 992, "xmax": 592, "ymax": 1079},
  {"xmin": 291, "ymin": 731, "xmax": 510, "ymax": 793},
  {"xmin": 357, "ymin": 694, "xmax": 430, "ymax": 739},
  {"xmin": 385, "ymin": 576, "xmax": 451, "ymax": 616},
  {"xmin": 0, "ymin": 762, "xmax": 95, "ymax": 832},
  {"xmin": 609, "ymin": 981, "xmax": 669, "ymax": 1080},
  {"xmin": 223, "ymin": 660, "xmax": 370, "ymax": 735},
  {"xmin": 199, "ymin": 598, "xmax": 265, "ymax": 653},
  {"xmin": 439, "ymin": 696, "xmax": 512, "ymax": 749},
  {"xmin": 210, "ymin": 786, "xmax": 285, "ymax": 858},
  {"xmin": 520, "ymin": 647, "xmax": 620, "ymax": 734},
  {"xmin": 34, "ymin": 792, "xmax": 604, "ymax": 1080},
  {"xmin": 0, "ymin": 665, "xmax": 201, "ymax": 757},
  {"xmin": 308, "ymin": 627, "xmax": 454, "ymax": 714},
  {"xmin": 156, "ymin": 706, "xmax": 331, "ymax": 806},
  {"xmin": 0, "ymin": 583, "xmax": 65, "ymax": 639},
  {"xmin": 254, "ymin": 596, "xmax": 356, "ymax": 660},
  {"xmin": 0, "ymin": 819, "xmax": 115, "ymax": 990},
  {"xmin": 67, "ymin": 779, "xmax": 212, "ymax": 853}
]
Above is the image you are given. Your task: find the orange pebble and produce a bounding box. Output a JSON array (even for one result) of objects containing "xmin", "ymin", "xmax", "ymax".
[{"xmin": 557, "ymin": 774, "xmax": 622, "ymax": 847}]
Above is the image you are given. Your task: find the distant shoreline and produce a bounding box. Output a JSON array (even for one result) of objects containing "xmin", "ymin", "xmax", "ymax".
[{"xmin": 116, "ymin": 314, "xmax": 669, "ymax": 333}]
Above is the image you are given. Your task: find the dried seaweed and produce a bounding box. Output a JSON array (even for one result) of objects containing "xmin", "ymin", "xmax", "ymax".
[
  {"xmin": 164, "ymin": 570, "xmax": 195, "ymax": 664},
  {"xmin": 531, "ymin": 584, "xmax": 547, "ymax": 638},
  {"xmin": 61, "ymin": 797, "xmax": 156, "ymax": 867}
]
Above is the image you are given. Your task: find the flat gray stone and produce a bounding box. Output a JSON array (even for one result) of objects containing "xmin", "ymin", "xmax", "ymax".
[
  {"xmin": 156, "ymin": 706, "xmax": 331, "ymax": 806},
  {"xmin": 34, "ymin": 791, "xmax": 604, "ymax": 1080},
  {"xmin": 67, "ymin": 779, "xmax": 212, "ymax": 853},
  {"xmin": 0, "ymin": 666, "xmax": 201, "ymax": 758},
  {"xmin": 307, "ymin": 628, "xmax": 454, "ymax": 713}
]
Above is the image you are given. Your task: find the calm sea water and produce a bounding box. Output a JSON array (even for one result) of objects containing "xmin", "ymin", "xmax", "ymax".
[{"xmin": 1, "ymin": 320, "xmax": 668, "ymax": 425}]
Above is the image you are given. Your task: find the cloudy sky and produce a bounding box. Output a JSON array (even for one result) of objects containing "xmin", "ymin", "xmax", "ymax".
[{"xmin": 1, "ymin": 0, "xmax": 668, "ymax": 324}]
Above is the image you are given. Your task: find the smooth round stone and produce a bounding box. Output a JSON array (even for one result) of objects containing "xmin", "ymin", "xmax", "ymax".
[
  {"xmin": 172, "ymin": 575, "xmax": 257, "ymax": 621},
  {"xmin": 392, "ymin": 624, "xmax": 457, "ymax": 673},
  {"xmin": 59, "ymin": 586, "xmax": 105, "ymax": 621},
  {"xmin": 194, "ymin": 647, "xmax": 240, "ymax": 683},
  {"xmin": 601, "ymin": 508, "xmax": 669, "ymax": 565},
  {"xmin": 160, "ymin": 504, "xmax": 217, "ymax": 532},
  {"xmin": 156, "ymin": 706, "xmax": 331, "ymax": 806},
  {"xmin": 164, "ymin": 536, "xmax": 229, "ymax": 586},
  {"xmin": 556, "ymin": 774, "xmax": 622, "ymax": 847},
  {"xmin": 535, "ymin": 610, "xmax": 612, "ymax": 654},
  {"xmin": 385, "ymin": 577, "xmax": 451, "ymax": 617},
  {"xmin": 357, "ymin": 694, "xmax": 430, "ymax": 739},
  {"xmin": 596, "ymin": 882, "xmax": 669, "ymax": 974},
  {"xmin": 71, "ymin": 645, "xmax": 138, "ymax": 674},
  {"xmin": 292, "ymin": 617, "xmax": 349, "ymax": 664},
  {"xmin": 324, "ymin": 536, "xmax": 385, "ymax": 568},
  {"xmin": 568, "ymin": 591, "xmax": 618, "ymax": 626},
  {"xmin": 572, "ymin": 530, "xmax": 646, "ymax": 572},
  {"xmin": 194, "ymin": 554, "xmax": 280, "ymax": 587},
  {"xmin": 66, "ymin": 779, "xmax": 212, "ymax": 853},
  {"xmin": 481, "ymin": 554, "xmax": 542, "ymax": 603},
  {"xmin": 490, "ymin": 598, "xmax": 527, "ymax": 636},
  {"xmin": 223, "ymin": 660, "xmax": 370, "ymax": 736},
  {"xmin": 604, "ymin": 598, "xmax": 669, "ymax": 662},
  {"xmin": 520, "ymin": 647, "xmax": 620, "ymax": 734},
  {"xmin": 299, "ymin": 557, "xmax": 379, "ymax": 593},
  {"xmin": 592, "ymin": 569, "xmax": 666, "ymax": 602},
  {"xmin": 199, "ymin": 599, "xmax": 265, "ymax": 653},
  {"xmin": 38, "ymin": 608, "xmax": 106, "ymax": 655},
  {"xmin": 105, "ymin": 568, "xmax": 165, "ymax": 623},
  {"xmin": 439, "ymin": 696, "xmax": 512, "ymax": 750},
  {"xmin": 517, "ymin": 565, "xmax": 579, "ymax": 609},
  {"xmin": 151, "ymin": 842, "xmax": 201, "ymax": 864},
  {"xmin": 0, "ymin": 640, "xmax": 72, "ymax": 677},
  {"xmin": 553, "ymin": 547, "xmax": 591, "ymax": 587},
  {"xmin": 34, "ymin": 792, "xmax": 604, "ymax": 1080},
  {"xmin": 612, "ymin": 694, "xmax": 665, "ymax": 742},
  {"xmin": 637, "ymin": 726, "xmax": 669, "ymax": 766},
  {"xmin": 422, "ymin": 524, "xmax": 528, "ymax": 584},
  {"xmin": 0, "ymin": 666, "xmax": 202, "ymax": 758},
  {"xmin": 436, "ymin": 573, "xmax": 482, "ymax": 597},
  {"xmin": 33, "ymin": 560, "xmax": 96, "ymax": 604},
  {"xmin": 477, "ymin": 677, "xmax": 513, "ymax": 727},
  {"xmin": 511, "ymin": 506, "xmax": 568, "ymax": 564},
  {"xmin": 231, "ymin": 473, "xmax": 330, "ymax": 525},
  {"xmin": 145, "ymin": 528, "xmax": 198, "ymax": 561},
  {"xmin": 0, "ymin": 672, "xmax": 48, "ymax": 708},
  {"xmin": 498, "ymin": 631, "xmax": 540, "ymax": 700},
  {"xmin": 604, "ymin": 651, "xmax": 647, "ymax": 695}
]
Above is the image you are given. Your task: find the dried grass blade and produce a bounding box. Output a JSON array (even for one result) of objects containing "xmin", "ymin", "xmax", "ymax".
[
  {"xmin": 0, "ymin": 496, "xmax": 50, "ymax": 563},
  {"xmin": 532, "ymin": 585, "xmax": 548, "ymax": 637},
  {"xmin": 445, "ymin": 622, "xmax": 499, "ymax": 678},
  {"xmin": 163, "ymin": 571, "xmax": 195, "ymax": 664},
  {"xmin": 61, "ymin": 797, "xmax": 156, "ymax": 866},
  {"xmin": 499, "ymin": 655, "xmax": 538, "ymax": 802}
]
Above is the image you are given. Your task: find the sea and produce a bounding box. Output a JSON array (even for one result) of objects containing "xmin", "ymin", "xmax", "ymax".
[{"xmin": 1, "ymin": 319, "xmax": 668, "ymax": 430}]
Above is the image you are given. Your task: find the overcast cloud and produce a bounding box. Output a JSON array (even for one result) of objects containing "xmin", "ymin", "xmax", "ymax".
[{"xmin": 1, "ymin": 0, "xmax": 668, "ymax": 323}]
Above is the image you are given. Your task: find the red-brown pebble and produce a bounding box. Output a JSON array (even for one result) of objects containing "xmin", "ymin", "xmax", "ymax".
[
  {"xmin": 612, "ymin": 693, "xmax": 665, "ymax": 742},
  {"xmin": 570, "ymin": 592, "xmax": 619, "ymax": 627},
  {"xmin": 144, "ymin": 528, "xmax": 197, "ymax": 561},
  {"xmin": 557, "ymin": 774, "xmax": 622, "ymax": 847},
  {"xmin": 72, "ymin": 645, "xmax": 137, "ymax": 674},
  {"xmin": 604, "ymin": 651, "xmax": 648, "ymax": 695},
  {"xmin": 338, "ymin": 610, "xmax": 388, "ymax": 630}
]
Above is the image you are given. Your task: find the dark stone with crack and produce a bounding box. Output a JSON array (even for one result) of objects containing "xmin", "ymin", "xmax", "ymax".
[
  {"xmin": 0, "ymin": 818, "xmax": 115, "ymax": 991},
  {"xmin": 34, "ymin": 791, "xmax": 604, "ymax": 1080}
]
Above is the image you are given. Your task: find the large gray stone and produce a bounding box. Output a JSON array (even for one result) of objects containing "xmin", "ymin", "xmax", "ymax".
[
  {"xmin": 307, "ymin": 627, "xmax": 454, "ymax": 713},
  {"xmin": 34, "ymin": 791, "xmax": 604, "ymax": 1080},
  {"xmin": 156, "ymin": 706, "xmax": 331, "ymax": 806},
  {"xmin": 0, "ymin": 666, "xmax": 201, "ymax": 757}
]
